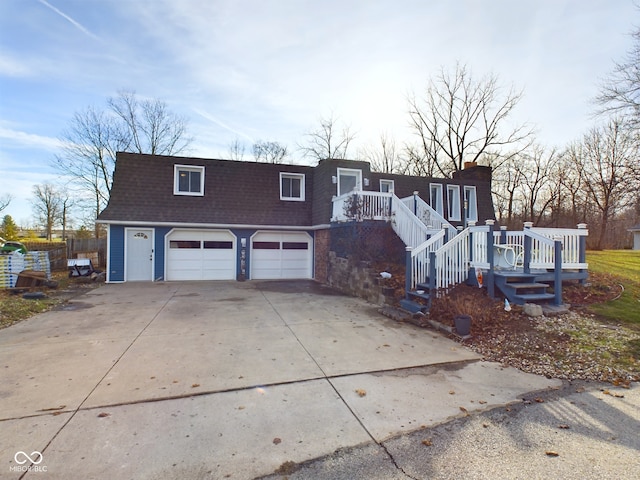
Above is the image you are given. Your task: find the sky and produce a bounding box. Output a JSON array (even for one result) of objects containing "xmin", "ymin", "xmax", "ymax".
[{"xmin": 0, "ymin": 0, "xmax": 637, "ymax": 227}]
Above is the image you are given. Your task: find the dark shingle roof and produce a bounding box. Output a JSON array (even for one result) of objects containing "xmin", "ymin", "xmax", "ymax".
[{"xmin": 98, "ymin": 153, "xmax": 314, "ymax": 226}]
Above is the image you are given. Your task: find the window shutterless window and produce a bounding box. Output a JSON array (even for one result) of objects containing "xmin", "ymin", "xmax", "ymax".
[
  {"xmin": 379, "ymin": 179, "xmax": 394, "ymax": 193},
  {"xmin": 280, "ymin": 173, "xmax": 305, "ymax": 201},
  {"xmin": 447, "ymin": 185, "xmax": 461, "ymax": 221},
  {"xmin": 174, "ymin": 165, "xmax": 205, "ymax": 196},
  {"xmin": 463, "ymin": 186, "xmax": 478, "ymax": 222},
  {"xmin": 430, "ymin": 183, "xmax": 444, "ymax": 216}
]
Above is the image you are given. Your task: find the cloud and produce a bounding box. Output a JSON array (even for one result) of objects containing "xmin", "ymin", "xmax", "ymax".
[
  {"xmin": 37, "ymin": 0, "xmax": 100, "ymax": 41},
  {"xmin": 0, "ymin": 53, "xmax": 32, "ymax": 77},
  {"xmin": 0, "ymin": 126, "xmax": 62, "ymax": 151},
  {"xmin": 193, "ymin": 108, "xmax": 254, "ymax": 144}
]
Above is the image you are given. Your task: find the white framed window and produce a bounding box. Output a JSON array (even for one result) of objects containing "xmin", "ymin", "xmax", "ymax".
[
  {"xmin": 430, "ymin": 183, "xmax": 444, "ymax": 216},
  {"xmin": 174, "ymin": 164, "xmax": 205, "ymax": 196},
  {"xmin": 337, "ymin": 168, "xmax": 362, "ymax": 196},
  {"xmin": 280, "ymin": 172, "xmax": 305, "ymax": 201},
  {"xmin": 447, "ymin": 184, "xmax": 461, "ymax": 221},
  {"xmin": 463, "ymin": 186, "xmax": 478, "ymax": 222},
  {"xmin": 379, "ymin": 179, "xmax": 394, "ymax": 193}
]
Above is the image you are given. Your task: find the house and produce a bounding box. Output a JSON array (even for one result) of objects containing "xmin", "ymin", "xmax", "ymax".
[
  {"xmin": 629, "ymin": 224, "xmax": 640, "ymax": 250},
  {"xmin": 97, "ymin": 152, "xmax": 495, "ymax": 283}
]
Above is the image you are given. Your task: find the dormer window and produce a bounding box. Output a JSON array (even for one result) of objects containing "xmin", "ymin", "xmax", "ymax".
[
  {"xmin": 280, "ymin": 172, "xmax": 305, "ymax": 201},
  {"xmin": 174, "ymin": 165, "xmax": 204, "ymax": 196}
]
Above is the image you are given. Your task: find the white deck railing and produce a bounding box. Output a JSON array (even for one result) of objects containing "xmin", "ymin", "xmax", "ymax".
[
  {"xmin": 492, "ymin": 226, "xmax": 589, "ymax": 269},
  {"xmin": 530, "ymin": 227, "xmax": 588, "ymax": 268},
  {"xmin": 331, "ymin": 190, "xmax": 392, "ymax": 222},
  {"xmin": 332, "ymin": 191, "xmax": 439, "ymax": 248}
]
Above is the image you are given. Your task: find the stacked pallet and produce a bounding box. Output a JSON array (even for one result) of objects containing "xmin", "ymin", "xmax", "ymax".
[{"xmin": 0, "ymin": 252, "xmax": 50, "ymax": 288}]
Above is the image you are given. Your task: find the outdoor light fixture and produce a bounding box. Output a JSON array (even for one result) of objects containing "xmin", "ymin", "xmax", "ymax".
[{"xmin": 331, "ymin": 176, "xmax": 337, "ymax": 184}]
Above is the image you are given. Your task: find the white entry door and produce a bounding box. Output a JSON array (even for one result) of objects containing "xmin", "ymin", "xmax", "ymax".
[{"xmin": 126, "ymin": 228, "xmax": 153, "ymax": 281}]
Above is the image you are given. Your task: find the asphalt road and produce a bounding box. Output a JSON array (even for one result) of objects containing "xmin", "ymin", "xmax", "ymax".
[{"xmin": 259, "ymin": 381, "xmax": 640, "ymax": 480}]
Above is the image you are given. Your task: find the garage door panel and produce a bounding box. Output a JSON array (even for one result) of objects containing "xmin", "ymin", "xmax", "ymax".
[
  {"xmin": 166, "ymin": 230, "xmax": 236, "ymax": 281},
  {"xmin": 251, "ymin": 232, "xmax": 312, "ymax": 280}
]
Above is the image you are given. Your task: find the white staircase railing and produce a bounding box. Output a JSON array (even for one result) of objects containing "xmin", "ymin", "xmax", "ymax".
[
  {"xmin": 409, "ymin": 230, "xmax": 446, "ymax": 289},
  {"xmin": 401, "ymin": 194, "xmax": 457, "ymax": 239},
  {"xmin": 431, "ymin": 225, "xmax": 489, "ymax": 290},
  {"xmin": 391, "ymin": 193, "xmax": 436, "ymax": 247},
  {"xmin": 432, "ymin": 228, "xmax": 470, "ymax": 290}
]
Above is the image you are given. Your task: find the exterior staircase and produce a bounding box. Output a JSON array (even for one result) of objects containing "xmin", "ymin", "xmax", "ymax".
[
  {"xmin": 493, "ymin": 271, "xmax": 555, "ymax": 305},
  {"xmin": 331, "ymin": 191, "xmax": 589, "ymax": 315}
]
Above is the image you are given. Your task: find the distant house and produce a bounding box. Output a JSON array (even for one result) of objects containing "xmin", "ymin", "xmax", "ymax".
[
  {"xmin": 97, "ymin": 152, "xmax": 494, "ymax": 283},
  {"xmin": 629, "ymin": 224, "xmax": 640, "ymax": 250}
]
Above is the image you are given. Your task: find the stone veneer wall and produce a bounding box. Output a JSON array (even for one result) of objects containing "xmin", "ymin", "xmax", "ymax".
[
  {"xmin": 314, "ymin": 228, "xmax": 331, "ymax": 283},
  {"xmin": 327, "ymin": 252, "xmax": 395, "ymax": 305},
  {"xmin": 325, "ymin": 221, "xmax": 405, "ymax": 304}
]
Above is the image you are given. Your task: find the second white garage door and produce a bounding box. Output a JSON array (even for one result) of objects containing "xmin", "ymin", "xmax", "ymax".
[
  {"xmin": 166, "ymin": 229, "xmax": 236, "ymax": 281},
  {"xmin": 251, "ymin": 231, "xmax": 312, "ymax": 279}
]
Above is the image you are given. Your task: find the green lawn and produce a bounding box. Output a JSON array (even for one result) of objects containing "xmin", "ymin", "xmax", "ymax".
[{"xmin": 587, "ymin": 250, "xmax": 640, "ymax": 325}]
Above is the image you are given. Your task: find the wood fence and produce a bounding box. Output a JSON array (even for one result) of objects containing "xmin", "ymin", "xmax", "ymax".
[{"xmin": 21, "ymin": 239, "xmax": 107, "ymax": 271}]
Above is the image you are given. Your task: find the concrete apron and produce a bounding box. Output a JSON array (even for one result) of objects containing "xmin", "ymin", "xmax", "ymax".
[{"xmin": 0, "ymin": 281, "xmax": 560, "ymax": 479}]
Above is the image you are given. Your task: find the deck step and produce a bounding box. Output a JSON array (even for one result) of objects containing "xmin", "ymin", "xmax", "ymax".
[
  {"xmin": 503, "ymin": 282, "xmax": 549, "ymax": 290},
  {"xmin": 407, "ymin": 290, "xmax": 431, "ymax": 301},
  {"xmin": 515, "ymin": 292, "xmax": 556, "ymax": 302},
  {"xmin": 399, "ymin": 298, "xmax": 429, "ymax": 314}
]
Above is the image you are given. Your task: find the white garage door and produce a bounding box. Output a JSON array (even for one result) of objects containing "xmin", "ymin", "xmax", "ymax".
[
  {"xmin": 166, "ymin": 229, "xmax": 236, "ymax": 281},
  {"xmin": 251, "ymin": 231, "xmax": 312, "ymax": 279}
]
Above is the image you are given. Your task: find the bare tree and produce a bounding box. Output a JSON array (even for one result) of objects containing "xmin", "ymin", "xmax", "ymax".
[
  {"xmin": 492, "ymin": 153, "xmax": 526, "ymax": 227},
  {"xmin": 55, "ymin": 91, "xmax": 193, "ymax": 237},
  {"xmin": 108, "ymin": 90, "xmax": 192, "ymax": 155},
  {"xmin": 361, "ymin": 133, "xmax": 407, "ymax": 174},
  {"xmin": 56, "ymin": 106, "xmax": 125, "ymax": 237},
  {"xmin": 0, "ymin": 194, "xmax": 12, "ymax": 213},
  {"xmin": 596, "ymin": 26, "xmax": 640, "ymax": 124},
  {"xmin": 228, "ymin": 138, "xmax": 246, "ymax": 161},
  {"xmin": 32, "ymin": 183, "xmax": 63, "ymax": 240},
  {"xmin": 252, "ymin": 140, "xmax": 288, "ymax": 164},
  {"xmin": 518, "ymin": 146, "xmax": 559, "ymax": 225},
  {"xmin": 299, "ymin": 114, "xmax": 355, "ymax": 162},
  {"xmin": 570, "ymin": 119, "xmax": 639, "ymax": 249},
  {"xmin": 408, "ymin": 63, "xmax": 532, "ymax": 176}
]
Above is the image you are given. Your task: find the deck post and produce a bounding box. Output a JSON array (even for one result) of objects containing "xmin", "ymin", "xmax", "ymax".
[
  {"xmin": 523, "ymin": 222, "xmax": 533, "ymax": 274},
  {"xmin": 468, "ymin": 221, "xmax": 476, "ymax": 264},
  {"xmin": 578, "ymin": 223, "xmax": 587, "ymax": 285},
  {"xmin": 500, "ymin": 225, "xmax": 507, "ymax": 244},
  {"xmin": 413, "ymin": 191, "xmax": 419, "ymax": 216},
  {"xmin": 429, "ymin": 251, "xmax": 436, "ymax": 305},
  {"xmin": 485, "ymin": 220, "xmax": 495, "ymax": 299},
  {"xmin": 405, "ymin": 246, "xmax": 412, "ymax": 299},
  {"xmin": 553, "ymin": 238, "xmax": 563, "ymax": 306}
]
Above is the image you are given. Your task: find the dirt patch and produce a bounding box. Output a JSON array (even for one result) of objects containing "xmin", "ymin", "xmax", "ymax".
[{"xmin": 425, "ymin": 274, "xmax": 640, "ymax": 385}]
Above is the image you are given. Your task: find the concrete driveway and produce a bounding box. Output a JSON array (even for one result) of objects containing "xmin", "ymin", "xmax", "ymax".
[{"xmin": 0, "ymin": 280, "xmax": 559, "ymax": 479}]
